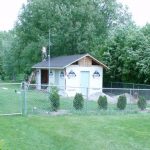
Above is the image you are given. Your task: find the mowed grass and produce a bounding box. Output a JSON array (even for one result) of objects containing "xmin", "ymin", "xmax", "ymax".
[
  {"xmin": 0, "ymin": 114, "xmax": 150, "ymax": 150},
  {"xmin": 0, "ymin": 84, "xmax": 150, "ymax": 149},
  {"xmin": 0, "ymin": 84, "xmax": 21, "ymax": 114}
]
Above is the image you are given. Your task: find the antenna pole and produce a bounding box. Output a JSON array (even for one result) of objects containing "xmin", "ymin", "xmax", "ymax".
[{"xmin": 48, "ymin": 29, "xmax": 51, "ymax": 90}]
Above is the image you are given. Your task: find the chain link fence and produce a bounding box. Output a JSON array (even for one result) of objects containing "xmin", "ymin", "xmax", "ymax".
[
  {"xmin": 0, "ymin": 83, "xmax": 150, "ymax": 116},
  {"xmin": 0, "ymin": 83, "xmax": 22, "ymax": 116},
  {"xmin": 25, "ymin": 84, "xmax": 150, "ymax": 115},
  {"xmin": 104, "ymin": 81, "xmax": 150, "ymax": 89}
]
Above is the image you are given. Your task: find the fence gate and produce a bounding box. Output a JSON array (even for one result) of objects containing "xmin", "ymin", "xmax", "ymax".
[{"xmin": 0, "ymin": 83, "xmax": 22, "ymax": 116}]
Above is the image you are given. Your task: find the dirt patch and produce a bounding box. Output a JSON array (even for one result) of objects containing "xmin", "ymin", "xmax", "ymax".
[{"xmin": 49, "ymin": 110, "xmax": 71, "ymax": 116}]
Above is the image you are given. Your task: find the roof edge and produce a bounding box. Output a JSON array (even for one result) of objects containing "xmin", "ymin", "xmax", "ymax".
[
  {"xmin": 32, "ymin": 53, "xmax": 109, "ymax": 69},
  {"xmin": 32, "ymin": 66, "xmax": 64, "ymax": 69},
  {"xmin": 64, "ymin": 53, "xmax": 109, "ymax": 69}
]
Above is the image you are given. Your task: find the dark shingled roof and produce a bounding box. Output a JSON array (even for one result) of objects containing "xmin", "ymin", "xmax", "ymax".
[
  {"xmin": 32, "ymin": 53, "xmax": 108, "ymax": 69},
  {"xmin": 32, "ymin": 54, "xmax": 86, "ymax": 68}
]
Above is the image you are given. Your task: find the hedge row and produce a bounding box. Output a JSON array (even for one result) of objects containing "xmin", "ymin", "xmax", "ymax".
[
  {"xmin": 49, "ymin": 88, "xmax": 147, "ymax": 111},
  {"xmin": 98, "ymin": 95, "xmax": 147, "ymax": 111}
]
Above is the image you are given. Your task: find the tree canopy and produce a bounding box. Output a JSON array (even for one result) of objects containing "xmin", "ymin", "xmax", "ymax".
[
  {"xmin": 12, "ymin": 0, "xmax": 131, "ymax": 74},
  {"xmin": 2, "ymin": 0, "xmax": 150, "ymax": 85}
]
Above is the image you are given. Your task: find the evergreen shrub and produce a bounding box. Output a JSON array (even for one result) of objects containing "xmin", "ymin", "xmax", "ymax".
[
  {"xmin": 73, "ymin": 93, "xmax": 84, "ymax": 110},
  {"xmin": 49, "ymin": 86, "xmax": 60, "ymax": 111},
  {"xmin": 137, "ymin": 96, "xmax": 147, "ymax": 110},
  {"xmin": 97, "ymin": 96, "xmax": 107, "ymax": 110},
  {"xmin": 117, "ymin": 95, "xmax": 127, "ymax": 110}
]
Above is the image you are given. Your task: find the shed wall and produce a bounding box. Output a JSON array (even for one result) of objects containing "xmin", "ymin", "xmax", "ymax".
[{"xmin": 65, "ymin": 65, "xmax": 103, "ymax": 96}]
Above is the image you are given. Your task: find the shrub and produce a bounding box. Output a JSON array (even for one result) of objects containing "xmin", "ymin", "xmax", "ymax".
[
  {"xmin": 137, "ymin": 96, "xmax": 147, "ymax": 110},
  {"xmin": 117, "ymin": 95, "xmax": 127, "ymax": 110},
  {"xmin": 49, "ymin": 86, "xmax": 60, "ymax": 111},
  {"xmin": 97, "ymin": 96, "xmax": 107, "ymax": 110},
  {"xmin": 73, "ymin": 93, "xmax": 84, "ymax": 110}
]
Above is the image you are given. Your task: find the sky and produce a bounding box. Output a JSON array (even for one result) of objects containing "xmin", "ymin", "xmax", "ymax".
[
  {"xmin": 0, "ymin": 0, "xmax": 27, "ymax": 31},
  {"xmin": 0, "ymin": 0, "xmax": 150, "ymax": 31},
  {"xmin": 118, "ymin": 0, "xmax": 150, "ymax": 26}
]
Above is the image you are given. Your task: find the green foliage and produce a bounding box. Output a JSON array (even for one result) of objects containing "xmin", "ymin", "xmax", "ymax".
[
  {"xmin": 97, "ymin": 96, "xmax": 107, "ymax": 110},
  {"xmin": 6, "ymin": 0, "xmax": 131, "ymax": 77},
  {"xmin": 102, "ymin": 24, "xmax": 150, "ymax": 84},
  {"xmin": 73, "ymin": 93, "xmax": 84, "ymax": 110},
  {"xmin": 4, "ymin": 0, "xmax": 150, "ymax": 85},
  {"xmin": 0, "ymin": 31, "xmax": 14, "ymax": 79},
  {"xmin": 117, "ymin": 95, "xmax": 127, "ymax": 110},
  {"xmin": 49, "ymin": 86, "xmax": 60, "ymax": 111},
  {"xmin": 137, "ymin": 96, "xmax": 147, "ymax": 110}
]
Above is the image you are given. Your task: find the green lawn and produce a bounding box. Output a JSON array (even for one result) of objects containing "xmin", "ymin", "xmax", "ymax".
[
  {"xmin": 0, "ymin": 84, "xmax": 21, "ymax": 114},
  {"xmin": 0, "ymin": 84, "xmax": 150, "ymax": 149},
  {"xmin": 0, "ymin": 114, "xmax": 150, "ymax": 150}
]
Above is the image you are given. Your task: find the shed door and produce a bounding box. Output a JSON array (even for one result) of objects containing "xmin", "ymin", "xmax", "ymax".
[
  {"xmin": 80, "ymin": 71, "xmax": 90, "ymax": 96},
  {"xmin": 41, "ymin": 69, "xmax": 48, "ymax": 84}
]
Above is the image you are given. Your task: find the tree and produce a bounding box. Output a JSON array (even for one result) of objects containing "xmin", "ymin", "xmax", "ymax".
[
  {"xmin": 102, "ymin": 25, "xmax": 150, "ymax": 84},
  {"xmin": 11, "ymin": 0, "xmax": 131, "ymax": 76},
  {"xmin": 0, "ymin": 31, "xmax": 14, "ymax": 80}
]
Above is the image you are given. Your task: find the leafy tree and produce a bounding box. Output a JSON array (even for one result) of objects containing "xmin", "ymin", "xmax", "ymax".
[
  {"xmin": 0, "ymin": 31, "xmax": 14, "ymax": 79},
  {"xmin": 12, "ymin": 0, "xmax": 131, "ymax": 76},
  {"xmin": 102, "ymin": 25, "xmax": 150, "ymax": 84}
]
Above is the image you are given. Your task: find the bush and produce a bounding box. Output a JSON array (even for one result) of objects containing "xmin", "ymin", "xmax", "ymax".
[
  {"xmin": 49, "ymin": 86, "xmax": 60, "ymax": 111},
  {"xmin": 73, "ymin": 93, "xmax": 84, "ymax": 110},
  {"xmin": 97, "ymin": 96, "xmax": 107, "ymax": 110},
  {"xmin": 137, "ymin": 96, "xmax": 147, "ymax": 110},
  {"xmin": 117, "ymin": 95, "xmax": 127, "ymax": 110}
]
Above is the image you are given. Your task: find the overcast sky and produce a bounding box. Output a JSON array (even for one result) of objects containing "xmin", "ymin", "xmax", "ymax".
[
  {"xmin": 118, "ymin": 0, "xmax": 150, "ymax": 26},
  {"xmin": 0, "ymin": 0, "xmax": 27, "ymax": 31},
  {"xmin": 0, "ymin": 0, "xmax": 150, "ymax": 31}
]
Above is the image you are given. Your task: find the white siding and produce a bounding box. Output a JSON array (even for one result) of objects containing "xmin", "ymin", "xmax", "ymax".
[
  {"xmin": 49, "ymin": 69, "xmax": 55, "ymax": 85},
  {"xmin": 53, "ymin": 69, "xmax": 65, "ymax": 88},
  {"xmin": 36, "ymin": 69, "xmax": 41, "ymax": 90},
  {"xmin": 35, "ymin": 65, "xmax": 103, "ymax": 97},
  {"xmin": 65, "ymin": 65, "xmax": 103, "ymax": 96}
]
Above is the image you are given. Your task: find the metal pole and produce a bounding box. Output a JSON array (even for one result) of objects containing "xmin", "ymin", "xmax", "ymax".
[
  {"xmin": 24, "ymin": 88, "xmax": 27, "ymax": 115},
  {"xmin": 48, "ymin": 29, "xmax": 51, "ymax": 92},
  {"xmin": 86, "ymin": 87, "xmax": 88, "ymax": 113},
  {"xmin": 22, "ymin": 85, "xmax": 27, "ymax": 116},
  {"xmin": 130, "ymin": 89, "xmax": 132, "ymax": 112},
  {"xmin": 111, "ymin": 82, "xmax": 112, "ymax": 94}
]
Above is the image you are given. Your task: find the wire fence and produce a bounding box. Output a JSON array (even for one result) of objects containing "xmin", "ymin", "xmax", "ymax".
[
  {"xmin": 104, "ymin": 81, "xmax": 150, "ymax": 89},
  {"xmin": 0, "ymin": 83, "xmax": 22, "ymax": 116},
  {"xmin": 0, "ymin": 83, "xmax": 150, "ymax": 116},
  {"xmin": 26, "ymin": 84, "xmax": 150, "ymax": 115}
]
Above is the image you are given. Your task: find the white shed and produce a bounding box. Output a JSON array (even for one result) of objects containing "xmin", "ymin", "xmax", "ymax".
[{"xmin": 32, "ymin": 53, "xmax": 108, "ymax": 97}]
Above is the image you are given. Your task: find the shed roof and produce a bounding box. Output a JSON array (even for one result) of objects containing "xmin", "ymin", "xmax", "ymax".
[{"xmin": 32, "ymin": 53, "xmax": 108, "ymax": 69}]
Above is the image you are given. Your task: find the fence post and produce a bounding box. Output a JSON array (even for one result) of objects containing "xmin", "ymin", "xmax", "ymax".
[
  {"xmin": 111, "ymin": 82, "xmax": 112, "ymax": 94},
  {"xmin": 130, "ymin": 89, "xmax": 132, "ymax": 112},
  {"xmin": 21, "ymin": 82, "xmax": 27, "ymax": 116},
  {"xmin": 85, "ymin": 87, "xmax": 89, "ymax": 113}
]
